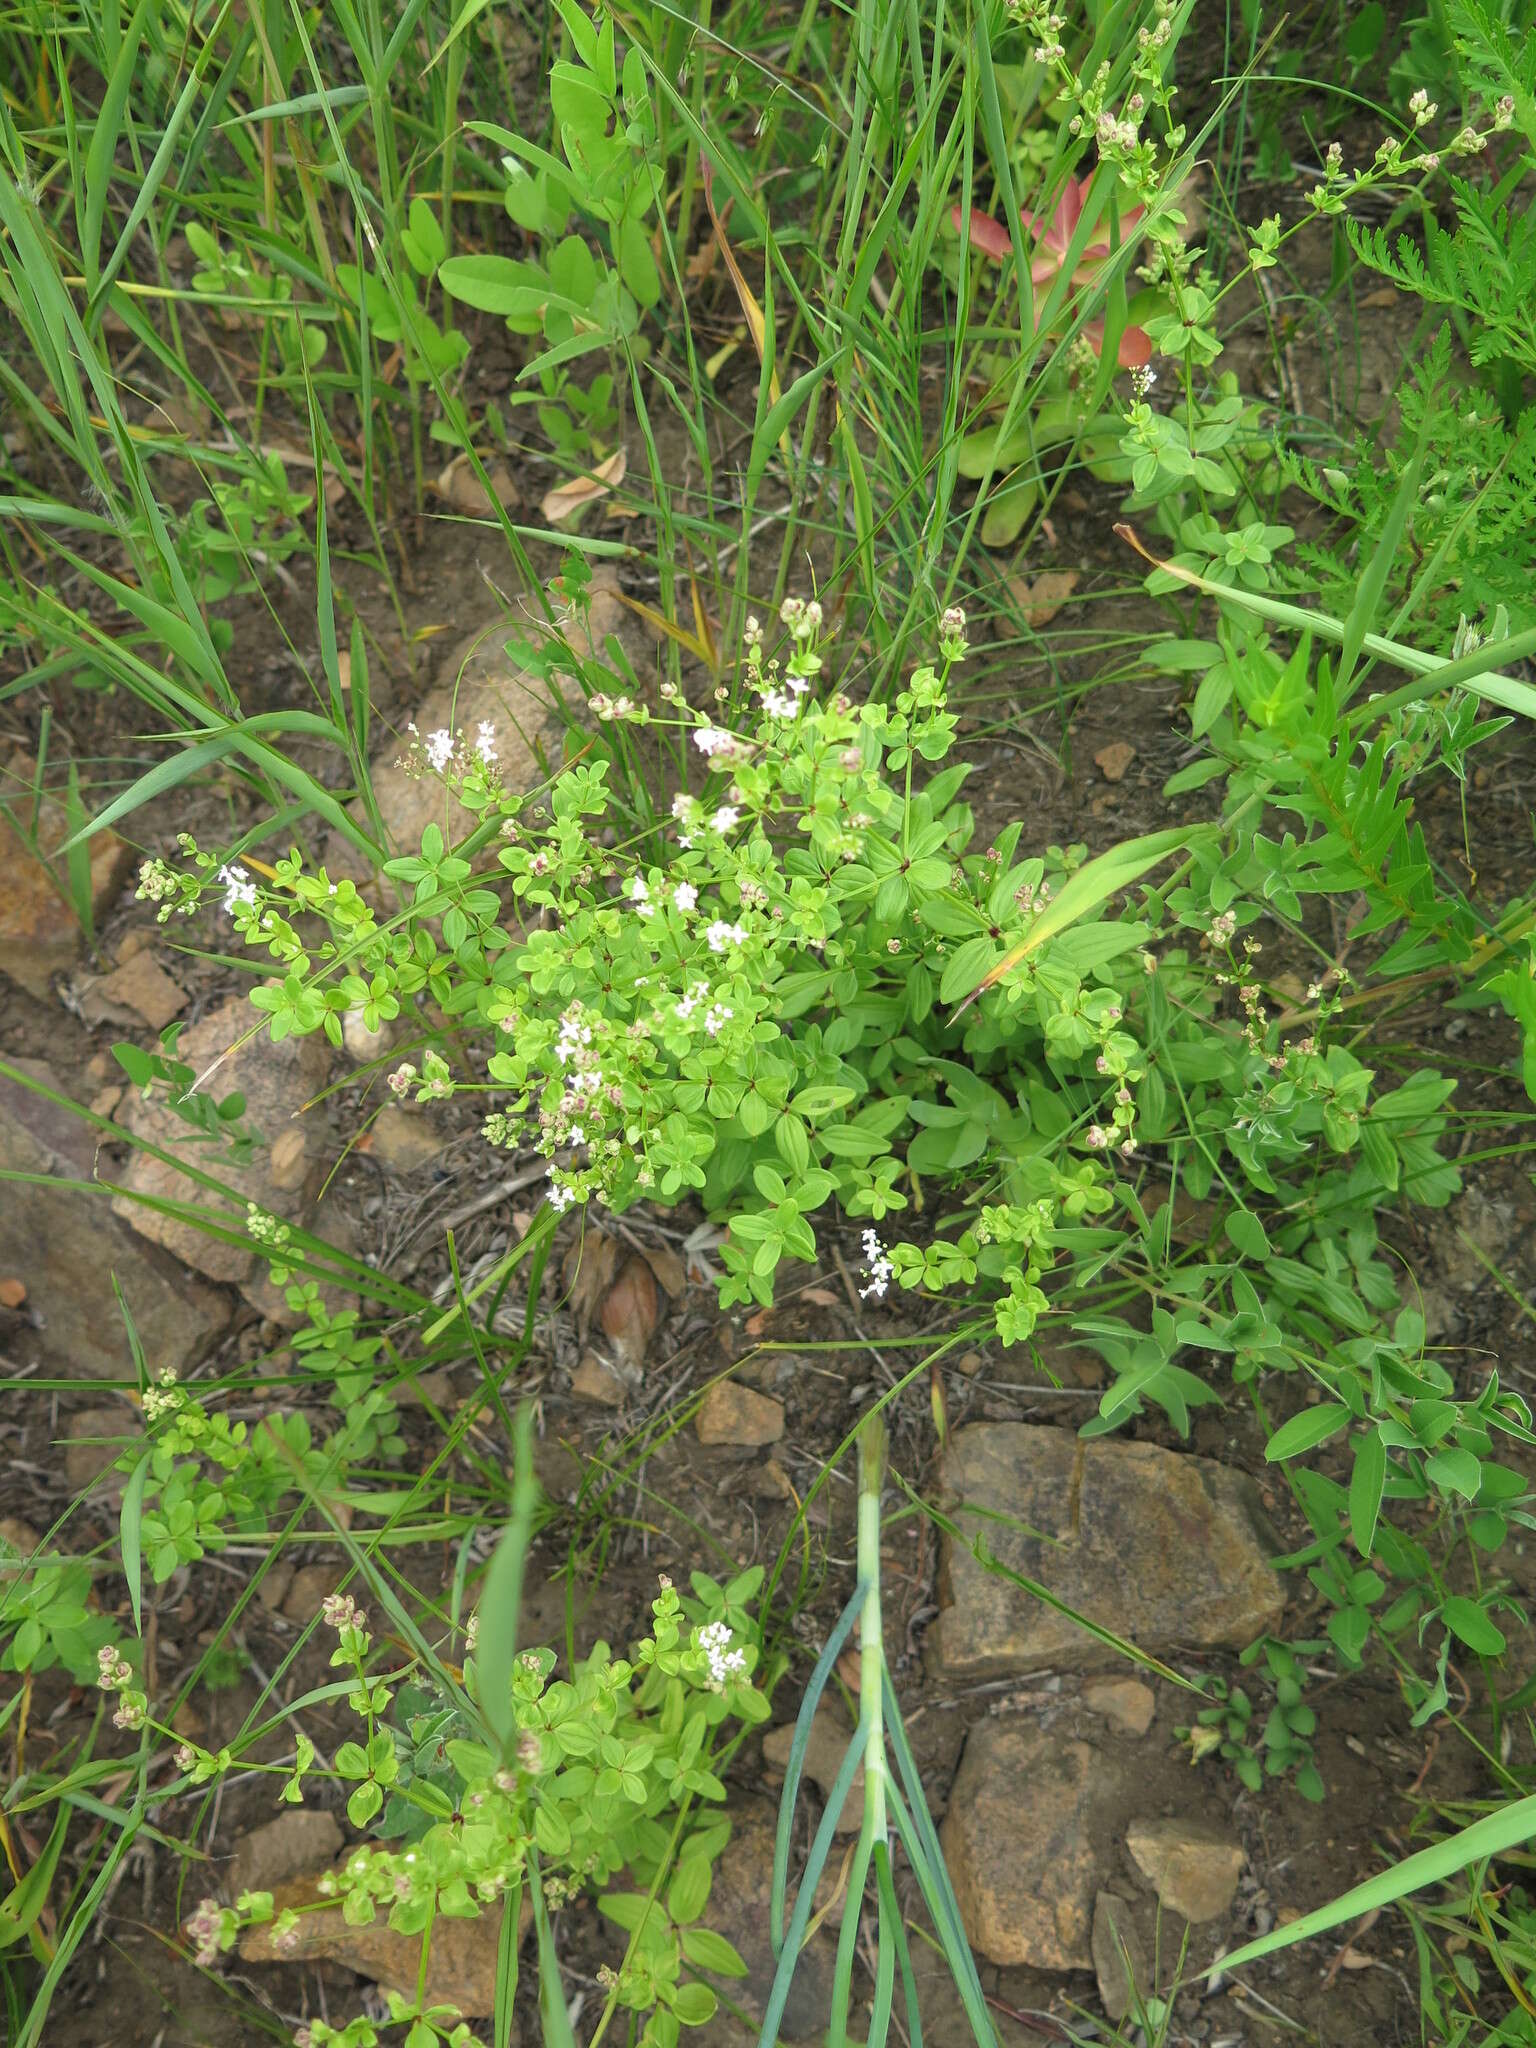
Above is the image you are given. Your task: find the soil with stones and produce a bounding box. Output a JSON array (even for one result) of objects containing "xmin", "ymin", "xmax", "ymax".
[{"xmin": 6, "ymin": 72, "xmax": 1536, "ymax": 2048}]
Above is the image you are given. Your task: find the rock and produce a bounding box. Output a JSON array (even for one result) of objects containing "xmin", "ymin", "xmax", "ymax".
[
  {"xmin": 78, "ymin": 952, "xmax": 187, "ymax": 1030},
  {"xmin": 341, "ymin": 1009, "xmax": 394, "ymax": 1065},
  {"xmin": 571, "ymin": 1353, "xmax": 630, "ymax": 1406},
  {"xmin": 762, "ymin": 1704, "xmax": 864, "ymax": 1835},
  {"xmin": 63, "ymin": 1405, "xmax": 135, "ymax": 1495},
  {"xmin": 0, "ymin": 1518, "xmax": 42, "ymax": 1575},
  {"xmin": 280, "ymin": 1564, "xmax": 340, "ymax": 1627},
  {"xmin": 367, "ymin": 623, "xmax": 568, "ymax": 860},
  {"xmin": 366, "ymin": 1106, "xmax": 443, "ymax": 1173},
  {"xmin": 928, "ymin": 1424, "xmax": 1285, "ymax": 1678},
  {"xmin": 1093, "ymin": 1891, "xmax": 1150, "ymax": 2022},
  {"xmin": 237, "ymin": 1862, "xmax": 515, "ymax": 2014},
  {"xmin": 942, "ymin": 1719, "xmax": 1109, "ymax": 1970},
  {"xmin": 1125, "ymin": 1816, "xmax": 1244, "ymax": 1924},
  {"xmin": 680, "ymin": 1797, "xmax": 836, "ymax": 2041},
  {"xmin": 0, "ymin": 1060, "xmax": 230, "ymax": 1379},
  {"xmin": 1441, "ymin": 1186, "xmax": 1516, "ymax": 1293},
  {"xmin": 111, "ymin": 995, "xmax": 333, "ymax": 1284},
  {"xmin": 1081, "ymin": 1677, "xmax": 1156, "ymax": 1737},
  {"xmin": 0, "ymin": 748, "xmax": 135, "ymax": 998},
  {"xmin": 257, "ymin": 1561, "xmax": 295, "ymax": 1613},
  {"xmin": 696, "ymin": 1383, "xmax": 784, "ymax": 1448},
  {"xmin": 749, "ymin": 1457, "xmax": 794, "ymax": 1501},
  {"xmin": 227, "ymin": 1808, "xmax": 343, "ymax": 1901}
]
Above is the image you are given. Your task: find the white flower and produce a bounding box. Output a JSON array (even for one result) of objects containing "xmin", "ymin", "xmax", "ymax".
[
  {"xmin": 859, "ymin": 1227, "xmax": 894, "ymax": 1300},
  {"xmin": 628, "ymin": 876, "xmax": 655, "ymax": 917},
  {"xmin": 674, "ymin": 981, "xmax": 708, "ymax": 1022},
  {"xmin": 475, "ymin": 721, "xmax": 497, "ymax": 763},
  {"xmin": 697, "ymin": 1619, "xmax": 747, "ymax": 1689},
  {"xmin": 547, "ymin": 1176, "xmax": 575, "ymax": 1212},
  {"xmin": 710, "ymin": 805, "xmax": 739, "ymax": 834},
  {"xmin": 705, "ymin": 919, "xmax": 746, "ymax": 953},
  {"xmin": 704, "ymin": 1003, "xmax": 733, "ymax": 1037},
  {"xmin": 218, "ymin": 864, "xmax": 258, "ymax": 916},
  {"xmin": 424, "ymin": 728, "xmax": 455, "ymax": 772},
  {"xmin": 693, "ymin": 725, "xmax": 737, "ymax": 757},
  {"xmin": 673, "ymin": 881, "xmax": 698, "ymax": 914},
  {"xmin": 760, "ymin": 689, "xmax": 799, "ymax": 719}
]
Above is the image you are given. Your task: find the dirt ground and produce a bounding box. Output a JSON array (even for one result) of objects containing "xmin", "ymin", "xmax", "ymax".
[{"xmin": 6, "ymin": 63, "xmax": 1536, "ymax": 2048}]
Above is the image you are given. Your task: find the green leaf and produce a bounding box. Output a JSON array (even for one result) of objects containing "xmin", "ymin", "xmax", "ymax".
[
  {"xmin": 679, "ymin": 1926, "xmax": 749, "ymax": 1976},
  {"xmin": 1266, "ymin": 1404, "xmax": 1351, "ymax": 1461},
  {"xmin": 1348, "ymin": 1432, "xmax": 1386, "ymax": 1559},
  {"xmin": 0, "ymin": 1809, "xmax": 68, "ymax": 1950},
  {"xmin": 120, "ymin": 1452, "xmax": 151, "ymax": 1637},
  {"xmin": 671, "ymin": 1982, "xmax": 717, "ymax": 2026},
  {"xmin": 667, "ymin": 1854, "xmax": 712, "ymax": 1925},
  {"xmin": 1441, "ymin": 1596, "xmax": 1506, "ymax": 1656},
  {"xmin": 1224, "ymin": 1208, "xmax": 1270, "ymax": 1258},
  {"xmin": 1425, "ymin": 1447, "xmax": 1482, "ymax": 1501}
]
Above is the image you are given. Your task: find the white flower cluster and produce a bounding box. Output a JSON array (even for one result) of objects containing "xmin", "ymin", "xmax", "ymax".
[
  {"xmin": 219, "ymin": 863, "xmax": 258, "ymax": 916},
  {"xmin": 142, "ymin": 1367, "xmax": 182, "ymax": 1424},
  {"xmin": 697, "ymin": 1619, "xmax": 747, "ymax": 1689},
  {"xmin": 859, "ymin": 1228, "xmax": 894, "ymax": 1300},
  {"xmin": 406, "ymin": 721, "xmax": 499, "ymax": 776}
]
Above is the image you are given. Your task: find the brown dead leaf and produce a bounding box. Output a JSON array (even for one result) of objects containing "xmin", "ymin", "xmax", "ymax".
[
  {"xmin": 562, "ymin": 1233, "xmax": 621, "ymax": 1340},
  {"xmin": 1007, "ymin": 569, "xmax": 1079, "ymax": 628},
  {"xmin": 601, "ymin": 1254, "xmax": 660, "ymax": 1371},
  {"xmin": 642, "ymin": 1245, "xmax": 687, "ymax": 1298},
  {"xmin": 0, "ymin": 1279, "xmax": 26, "ymax": 1310},
  {"xmin": 540, "ymin": 449, "xmax": 626, "ymax": 527},
  {"xmin": 1094, "ymin": 740, "xmax": 1136, "ymax": 783},
  {"xmin": 1361, "ymin": 287, "xmax": 1400, "ymax": 308},
  {"xmin": 436, "ymin": 456, "xmax": 517, "ymax": 517},
  {"xmin": 799, "ymin": 1286, "xmax": 841, "ymax": 1307}
]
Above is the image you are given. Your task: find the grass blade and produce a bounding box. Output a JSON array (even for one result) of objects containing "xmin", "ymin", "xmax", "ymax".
[{"xmin": 1211, "ymin": 1793, "xmax": 1536, "ymax": 1977}]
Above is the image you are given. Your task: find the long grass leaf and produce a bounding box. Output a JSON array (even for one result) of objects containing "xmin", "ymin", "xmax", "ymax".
[{"xmin": 1211, "ymin": 1793, "xmax": 1536, "ymax": 1977}]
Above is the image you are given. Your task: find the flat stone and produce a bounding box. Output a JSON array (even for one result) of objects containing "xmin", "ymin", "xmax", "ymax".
[
  {"xmin": 1093, "ymin": 1891, "xmax": 1150, "ymax": 2022},
  {"xmin": 941, "ymin": 1718, "xmax": 1108, "ymax": 1970},
  {"xmin": 0, "ymin": 1061, "xmax": 230, "ymax": 1379},
  {"xmin": 111, "ymin": 995, "xmax": 333, "ymax": 1283},
  {"xmin": 79, "ymin": 952, "xmax": 187, "ymax": 1030},
  {"xmin": 227, "ymin": 1808, "xmax": 343, "ymax": 1901},
  {"xmin": 1081, "ymin": 1677, "xmax": 1156, "ymax": 1737},
  {"xmin": 279, "ymin": 1564, "xmax": 340, "ymax": 1627},
  {"xmin": 365, "ymin": 1106, "xmax": 444, "ymax": 1173},
  {"xmin": 762, "ymin": 1704, "xmax": 865, "ymax": 1836},
  {"xmin": 1125, "ymin": 1816, "xmax": 1244, "ymax": 1924},
  {"xmin": 571, "ymin": 1353, "xmax": 629, "ymax": 1406},
  {"xmin": 62, "ymin": 1405, "xmax": 135, "ymax": 1495},
  {"xmin": 0, "ymin": 749, "xmax": 135, "ymax": 998},
  {"xmin": 237, "ymin": 1862, "xmax": 515, "ymax": 2014},
  {"xmin": 928, "ymin": 1424, "xmax": 1285, "ymax": 1678},
  {"xmin": 368, "ymin": 624, "xmax": 567, "ymax": 861},
  {"xmin": 696, "ymin": 1383, "xmax": 784, "ymax": 1447}
]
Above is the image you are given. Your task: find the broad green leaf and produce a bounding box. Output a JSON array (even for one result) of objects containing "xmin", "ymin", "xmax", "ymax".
[
  {"xmin": 1266, "ymin": 1404, "xmax": 1351, "ymax": 1461},
  {"xmin": 1441, "ymin": 1596, "xmax": 1505, "ymax": 1656}
]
